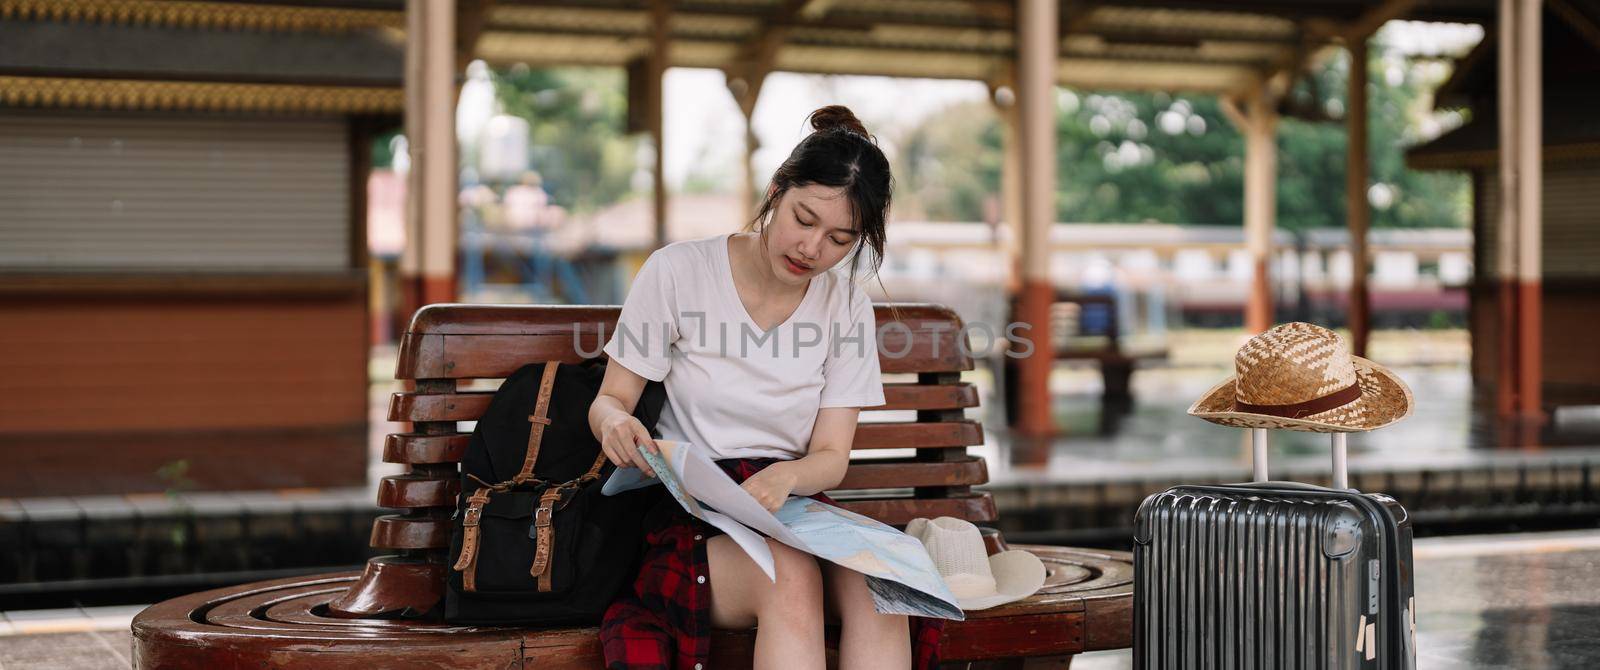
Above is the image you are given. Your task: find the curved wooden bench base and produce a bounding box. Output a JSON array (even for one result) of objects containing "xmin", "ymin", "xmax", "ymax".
[
  {"xmin": 325, "ymin": 555, "xmax": 443, "ymax": 618},
  {"xmin": 945, "ymin": 545, "xmax": 1135, "ymax": 660},
  {"xmin": 133, "ymin": 546, "xmax": 1131, "ymax": 668}
]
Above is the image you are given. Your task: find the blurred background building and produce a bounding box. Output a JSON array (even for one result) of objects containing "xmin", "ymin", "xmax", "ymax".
[{"xmin": 0, "ymin": 2, "xmax": 404, "ymax": 499}]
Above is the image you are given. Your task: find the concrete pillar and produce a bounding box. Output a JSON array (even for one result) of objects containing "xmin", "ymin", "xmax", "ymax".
[
  {"xmin": 401, "ymin": 0, "xmax": 459, "ymax": 316},
  {"xmin": 1347, "ymin": 41, "xmax": 1372, "ymax": 357},
  {"xmin": 1013, "ymin": 0, "xmax": 1058, "ymax": 438},
  {"xmin": 1243, "ymin": 93, "xmax": 1278, "ymax": 334}
]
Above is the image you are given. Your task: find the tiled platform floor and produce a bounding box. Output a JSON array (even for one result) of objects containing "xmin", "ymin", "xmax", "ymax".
[
  {"xmin": 6, "ymin": 530, "xmax": 1599, "ymax": 669},
  {"xmin": 1072, "ymin": 530, "xmax": 1600, "ymax": 670}
]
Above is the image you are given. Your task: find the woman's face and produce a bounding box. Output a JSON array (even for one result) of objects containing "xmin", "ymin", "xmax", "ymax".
[{"xmin": 761, "ymin": 183, "xmax": 859, "ymax": 287}]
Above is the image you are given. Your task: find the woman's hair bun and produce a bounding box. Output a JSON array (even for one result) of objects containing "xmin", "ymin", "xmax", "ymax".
[{"xmin": 807, "ymin": 105, "xmax": 873, "ymax": 142}]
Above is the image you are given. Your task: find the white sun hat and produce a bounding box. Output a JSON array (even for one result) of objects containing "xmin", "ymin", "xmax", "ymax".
[{"xmin": 905, "ymin": 516, "xmax": 1046, "ymax": 611}]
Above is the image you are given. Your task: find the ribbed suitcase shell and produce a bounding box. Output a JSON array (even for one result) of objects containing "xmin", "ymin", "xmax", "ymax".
[{"xmin": 1133, "ymin": 483, "xmax": 1416, "ymax": 670}]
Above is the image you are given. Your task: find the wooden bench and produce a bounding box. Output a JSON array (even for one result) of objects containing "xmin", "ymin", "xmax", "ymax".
[
  {"xmin": 134, "ymin": 302, "xmax": 1132, "ymax": 668},
  {"xmin": 1003, "ymin": 291, "xmax": 1168, "ymax": 425}
]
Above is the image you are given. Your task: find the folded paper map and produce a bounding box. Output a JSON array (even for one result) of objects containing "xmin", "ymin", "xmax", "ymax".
[{"xmin": 601, "ymin": 440, "xmax": 964, "ymax": 620}]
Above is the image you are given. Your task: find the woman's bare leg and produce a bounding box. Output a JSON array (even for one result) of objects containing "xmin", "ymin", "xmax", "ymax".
[
  {"xmin": 707, "ymin": 535, "xmax": 826, "ymax": 669},
  {"xmin": 823, "ymin": 562, "xmax": 911, "ymax": 669}
]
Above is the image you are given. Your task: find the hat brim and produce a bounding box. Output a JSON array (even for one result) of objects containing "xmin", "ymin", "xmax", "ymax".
[
  {"xmin": 1187, "ymin": 356, "xmax": 1414, "ymax": 433},
  {"xmin": 955, "ymin": 550, "xmax": 1046, "ymax": 611}
]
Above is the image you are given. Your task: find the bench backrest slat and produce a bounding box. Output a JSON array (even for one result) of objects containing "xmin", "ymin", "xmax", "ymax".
[
  {"xmin": 397, "ymin": 304, "xmax": 977, "ymax": 380},
  {"xmin": 387, "ymin": 383, "xmax": 982, "ymax": 423}
]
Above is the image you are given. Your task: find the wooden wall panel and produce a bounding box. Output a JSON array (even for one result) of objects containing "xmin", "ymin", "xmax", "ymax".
[
  {"xmin": 1541, "ymin": 286, "xmax": 1600, "ymax": 405},
  {"xmin": 0, "ymin": 294, "xmax": 369, "ymax": 496},
  {"xmin": 1, "ymin": 298, "xmax": 367, "ymax": 433}
]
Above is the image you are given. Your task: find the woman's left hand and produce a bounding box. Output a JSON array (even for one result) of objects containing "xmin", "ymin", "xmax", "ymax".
[{"xmin": 740, "ymin": 463, "xmax": 798, "ymax": 513}]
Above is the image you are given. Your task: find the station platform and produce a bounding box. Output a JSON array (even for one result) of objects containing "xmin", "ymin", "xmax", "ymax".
[
  {"xmin": 6, "ymin": 342, "xmax": 1600, "ymax": 608},
  {"xmin": 4, "ymin": 529, "xmax": 1597, "ymax": 669}
]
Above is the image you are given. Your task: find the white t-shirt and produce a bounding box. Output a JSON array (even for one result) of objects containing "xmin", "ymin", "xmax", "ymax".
[{"xmin": 601, "ymin": 232, "xmax": 886, "ymax": 461}]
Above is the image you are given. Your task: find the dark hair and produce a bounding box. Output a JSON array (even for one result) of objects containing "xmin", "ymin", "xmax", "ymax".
[{"xmin": 743, "ymin": 105, "xmax": 895, "ymax": 312}]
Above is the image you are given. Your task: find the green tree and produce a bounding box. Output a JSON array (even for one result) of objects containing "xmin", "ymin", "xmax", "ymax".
[
  {"xmin": 1055, "ymin": 92, "xmax": 1245, "ymax": 225},
  {"xmin": 893, "ymin": 101, "xmax": 1004, "ymax": 221},
  {"xmin": 490, "ymin": 65, "xmax": 640, "ymax": 214},
  {"xmin": 371, "ymin": 129, "xmax": 400, "ymax": 169},
  {"xmin": 895, "ymin": 37, "xmax": 1470, "ymax": 231},
  {"xmin": 1275, "ymin": 46, "xmax": 1471, "ymax": 230}
]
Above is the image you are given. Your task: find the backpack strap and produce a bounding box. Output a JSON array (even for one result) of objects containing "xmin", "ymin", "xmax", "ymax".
[
  {"xmin": 526, "ymin": 452, "xmax": 611, "ymax": 591},
  {"xmin": 529, "ymin": 487, "xmax": 564, "ymax": 591},
  {"xmin": 582, "ymin": 451, "xmax": 608, "ymax": 482},
  {"xmin": 512, "ymin": 362, "xmax": 561, "ymax": 485},
  {"xmin": 515, "ymin": 361, "xmax": 626, "ymax": 592},
  {"xmin": 452, "ymin": 488, "xmax": 493, "ymax": 593}
]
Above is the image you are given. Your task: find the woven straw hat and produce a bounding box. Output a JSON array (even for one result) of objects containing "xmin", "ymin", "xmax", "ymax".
[
  {"xmin": 906, "ymin": 516, "xmax": 1045, "ymax": 611},
  {"xmin": 1188, "ymin": 322, "xmax": 1413, "ymax": 433}
]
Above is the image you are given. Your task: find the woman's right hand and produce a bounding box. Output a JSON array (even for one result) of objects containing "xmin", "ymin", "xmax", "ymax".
[{"xmin": 598, "ymin": 413, "xmax": 659, "ymax": 478}]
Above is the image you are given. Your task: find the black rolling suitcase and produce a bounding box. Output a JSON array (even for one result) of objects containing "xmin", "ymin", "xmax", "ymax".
[{"xmin": 1133, "ymin": 429, "xmax": 1417, "ymax": 669}]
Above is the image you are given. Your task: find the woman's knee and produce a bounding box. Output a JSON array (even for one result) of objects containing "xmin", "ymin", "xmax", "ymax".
[
  {"xmin": 761, "ymin": 541, "xmax": 824, "ymax": 619},
  {"xmin": 825, "ymin": 564, "xmax": 908, "ymax": 630}
]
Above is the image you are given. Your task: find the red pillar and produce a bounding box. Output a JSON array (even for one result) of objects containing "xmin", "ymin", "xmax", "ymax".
[{"xmin": 1014, "ymin": 279, "xmax": 1057, "ymax": 438}]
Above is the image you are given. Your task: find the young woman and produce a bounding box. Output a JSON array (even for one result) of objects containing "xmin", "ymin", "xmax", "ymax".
[{"xmin": 588, "ymin": 106, "xmax": 941, "ymax": 670}]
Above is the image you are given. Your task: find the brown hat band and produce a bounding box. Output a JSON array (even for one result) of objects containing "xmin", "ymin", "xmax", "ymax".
[{"xmin": 1233, "ymin": 381, "xmax": 1361, "ymax": 419}]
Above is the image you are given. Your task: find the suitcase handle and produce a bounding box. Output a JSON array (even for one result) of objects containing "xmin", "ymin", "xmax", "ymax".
[
  {"xmin": 1251, "ymin": 428, "xmax": 1350, "ymax": 490},
  {"xmin": 1233, "ymin": 480, "xmax": 1332, "ymax": 491}
]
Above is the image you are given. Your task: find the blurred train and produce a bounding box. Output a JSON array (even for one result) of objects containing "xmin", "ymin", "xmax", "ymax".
[{"xmin": 872, "ymin": 222, "xmax": 1471, "ymax": 333}]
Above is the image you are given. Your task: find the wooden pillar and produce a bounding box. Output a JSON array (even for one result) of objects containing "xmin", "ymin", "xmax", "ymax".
[
  {"xmin": 1495, "ymin": 0, "xmax": 1518, "ymax": 419},
  {"xmin": 1347, "ymin": 41, "xmax": 1372, "ymax": 357},
  {"xmin": 399, "ymin": 0, "xmax": 422, "ymax": 316},
  {"xmin": 987, "ymin": 73, "xmax": 1023, "ymax": 296},
  {"xmin": 1234, "ymin": 93, "xmax": 1278, "ymax": 334},
  {"xmin": 742, "ymin": 113, "xmax": 759, "ymax": 219},
  {"xmin": 1001, "ymin": 83, "xmax": 1025, "ymax": 297},
  {"xmin": 1515, "ymin": 0, "xmax": 1544, "ymax": 421},
  {"xmin": 649, "ymin": 0, "xmax": 670, "ymax": 248},
  {"xmin": 1328, "ymin": 0, "xmax": 1420, "ymax": 355},
  {"xmin": 726, "ymin": 2, "xmax": 805, "ymax": 224},
  {"xmin": 401, "ymin": 0, "xmax": 459, "ymax": 317},
  {"xmin": 1013, "ymin": 0, "xmax": 1058, "ymax": 438},
  {"xmin": 1495, "ymin": 0, "xmax": 1545, "ymax": 430},
  {"xmin": 728, "ymin": 75, "xmax": 764, "ymax": 221}
]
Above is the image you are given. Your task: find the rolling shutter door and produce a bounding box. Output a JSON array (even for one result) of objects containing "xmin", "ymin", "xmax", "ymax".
[
  {"xmin": 1542, "ymin": 164, "xmax": 1600, "ymax": 279},
  {"xmin": 0, "ymin": 112, "xmax": 349, "ymax": 271},
  {"xmin": 1481, "ymin": 164, "xmax": 1600, "ymax": 280}
]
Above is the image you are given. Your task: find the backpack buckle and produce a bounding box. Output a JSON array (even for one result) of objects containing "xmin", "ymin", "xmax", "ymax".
[
  {"xmin": 534, "ymin": 488, "xmax": 562, "ymax": 528},
  {"xmin": 463, "ymin": 490, "xmax": 491, "ymax": 527}
]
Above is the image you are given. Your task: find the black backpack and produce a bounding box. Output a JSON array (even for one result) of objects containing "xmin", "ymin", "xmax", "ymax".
[{"xmin": 445, "ymin": 359, "xmax": 667, "ymax": 626}]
